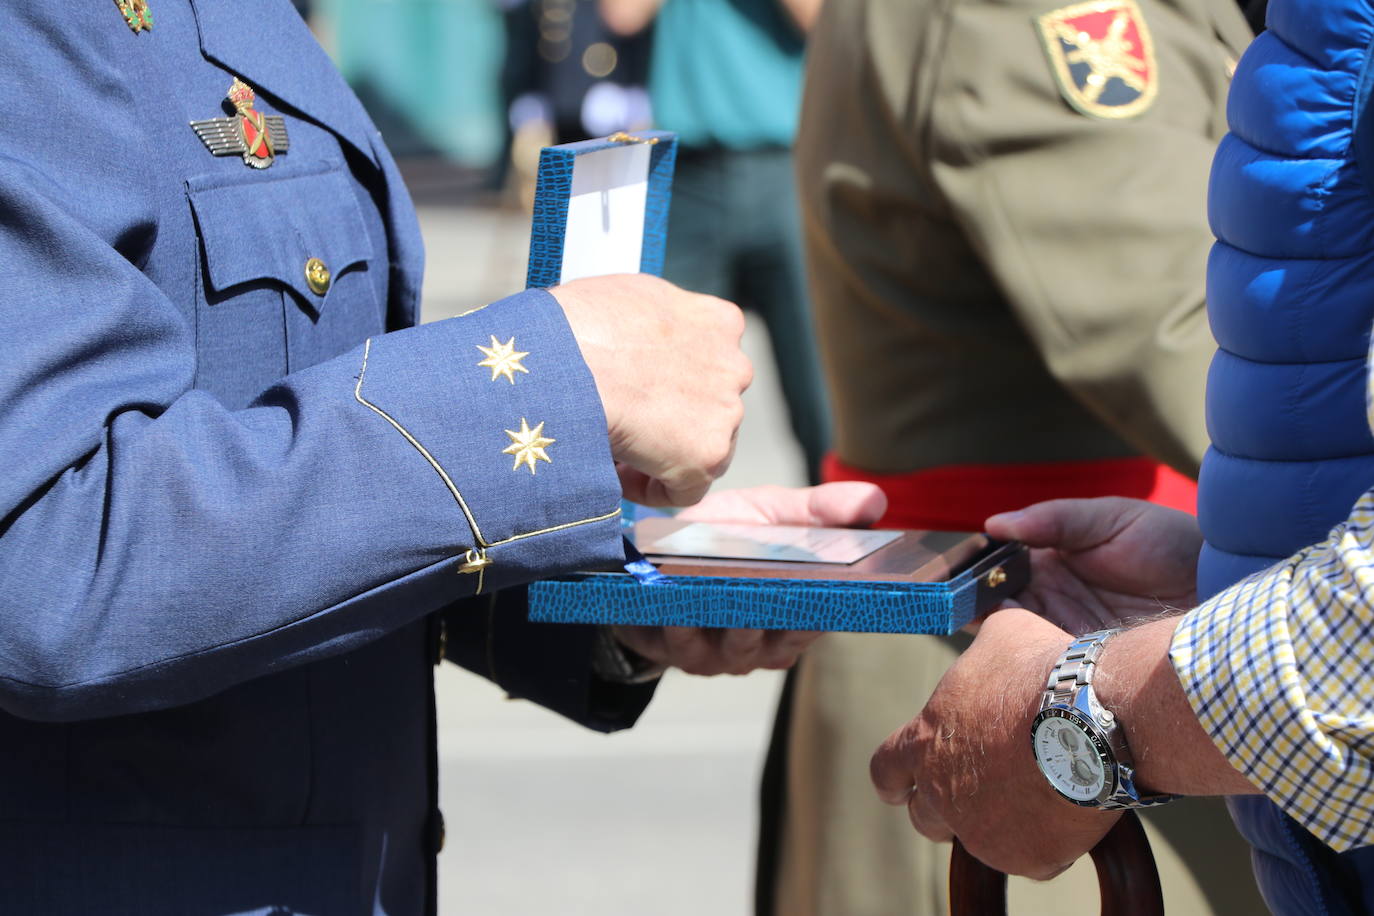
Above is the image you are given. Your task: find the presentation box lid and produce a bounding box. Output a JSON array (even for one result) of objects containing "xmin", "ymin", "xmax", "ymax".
[{"xmin": 526, "ymin": 130, "xmax": 678, "ymax": 290}]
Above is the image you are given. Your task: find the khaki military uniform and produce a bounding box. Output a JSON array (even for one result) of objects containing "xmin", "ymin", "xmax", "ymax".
[{"xmin": 764, "ymin": 0, "xmax": 1265, "ymax": 912}]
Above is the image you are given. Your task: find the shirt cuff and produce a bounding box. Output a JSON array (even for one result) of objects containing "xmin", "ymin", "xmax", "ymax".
[{"xmin": 1170, "ymin": 529, "xmax": 1374, "ymax": 851}]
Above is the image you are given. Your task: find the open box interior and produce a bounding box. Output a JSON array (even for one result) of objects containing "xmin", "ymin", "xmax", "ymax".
[{"xmin": 558, "ymin": 143, "xmax": 652, "ymax": 283}]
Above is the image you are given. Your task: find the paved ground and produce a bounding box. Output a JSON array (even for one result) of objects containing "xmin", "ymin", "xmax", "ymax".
[{"xmin": 418, "ymin": 203, "xmax": 807, "ymax": 914}]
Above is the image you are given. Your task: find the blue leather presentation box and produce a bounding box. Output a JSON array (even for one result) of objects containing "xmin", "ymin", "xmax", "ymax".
[
  {"xmin": 520, "ymin": 131, "xmax": 1027, "ymax": 635},
  {"xmin": 528, "ymin": 527, "xmax": 1029, "ymax": 636},
  {"xmin": 525, "ymin": 130, "xmax": 678, "ymax": 289}
]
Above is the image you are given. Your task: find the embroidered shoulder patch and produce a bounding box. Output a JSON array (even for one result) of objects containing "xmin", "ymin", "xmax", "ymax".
[{"xmin": 1036, "ymin": 0, "xmax": 1157, "ymax": 120}]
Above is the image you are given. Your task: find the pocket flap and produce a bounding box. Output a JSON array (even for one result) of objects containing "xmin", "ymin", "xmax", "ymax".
[{"xmin": 188, "ymin": 162, "xmax": 373, "ymax": 306}]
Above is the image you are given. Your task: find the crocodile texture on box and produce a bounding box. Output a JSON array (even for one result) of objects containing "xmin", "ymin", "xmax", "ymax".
[{"xmin": 528, "ymin": 540, "xmax": 1028, "ymax": 635}]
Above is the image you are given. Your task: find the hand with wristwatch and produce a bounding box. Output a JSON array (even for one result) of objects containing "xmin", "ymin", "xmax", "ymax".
[
  {"xmin": 978, "ymin": 497, "xmax": 1201, "ymax": 809},
  {"xmin": 1031, "ymin": 628, "xmax": 1175, "ymax": 810},
  {"xmin": 870, "ymin": 498, "xmax": 1261, "ymax": 880}
]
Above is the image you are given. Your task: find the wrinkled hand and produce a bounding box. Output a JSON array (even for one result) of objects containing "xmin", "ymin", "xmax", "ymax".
[
  {"xmin": 613, "ymin": 483, "xmax": 887, "ymax": 675},
  {"xmin": 870, "ymin": 608, "xmax": 1120, "ymax": 879},
  {"xmin": 552, "ymin": 274, "xmax": 752, "ymax": 507},
  {"xmin": 984, "ymin": 497, "xmax": 1201, "ymax": 634}
]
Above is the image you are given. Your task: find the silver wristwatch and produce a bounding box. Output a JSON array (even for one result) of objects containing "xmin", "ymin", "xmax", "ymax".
[{"xmin": 1030, "ymin": 628, "xmax": 1174, "ymax": 810}]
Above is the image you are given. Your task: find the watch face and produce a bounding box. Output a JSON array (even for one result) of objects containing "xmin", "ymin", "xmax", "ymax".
[{"xmin": 1032, "ymin": 708, "xmax": 1114, "ymax": 805}]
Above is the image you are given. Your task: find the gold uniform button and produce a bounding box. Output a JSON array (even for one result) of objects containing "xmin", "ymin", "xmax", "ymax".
[{"xmin": 304, "ymin": 257, "xmax": 331, "ymax": 296}]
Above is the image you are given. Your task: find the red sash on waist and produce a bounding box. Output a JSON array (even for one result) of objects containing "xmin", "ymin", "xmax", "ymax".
[{"xmin": 822, "ymin": 453, "xmax": 1197, "ymax": 531}]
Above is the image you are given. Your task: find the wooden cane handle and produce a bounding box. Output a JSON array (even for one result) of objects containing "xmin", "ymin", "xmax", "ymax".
[
  {"xmin": 949, "ymin": 834, "xmax": 1007, "ymax": 915},
  {"xmin": 948, "ymin": 811, "xmax": 1164, "ymax": 915}
]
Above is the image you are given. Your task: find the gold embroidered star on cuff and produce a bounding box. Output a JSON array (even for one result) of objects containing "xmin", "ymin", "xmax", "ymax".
[
  {"xmin": 477, "ymin": 335, "xmax": 530, "ymax": 384},
  {"xmin": 503, "ymin": 418, "xmax": 555, "ymax": 474}
]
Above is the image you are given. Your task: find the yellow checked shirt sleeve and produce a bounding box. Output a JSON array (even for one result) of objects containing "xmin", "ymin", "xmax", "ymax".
[{"xmin": 1170, "ymin": 493, "xmax": 1374, "ymax": 851}]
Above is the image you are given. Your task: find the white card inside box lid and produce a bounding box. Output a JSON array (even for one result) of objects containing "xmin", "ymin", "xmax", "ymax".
[{"xmin": 559, "ymin": 143, "xmax": 652, "ymax": 284}]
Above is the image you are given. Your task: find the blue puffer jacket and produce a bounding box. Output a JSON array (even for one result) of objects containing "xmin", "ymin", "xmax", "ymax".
[{"xmin": 1202, "ymin": 0, "xmax": 1374, "ymax": 912}]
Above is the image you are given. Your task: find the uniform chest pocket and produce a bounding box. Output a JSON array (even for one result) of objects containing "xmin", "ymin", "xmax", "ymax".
[{"xmin": 188, "ymin": 162, "xmax": 382, "ymax": 410}]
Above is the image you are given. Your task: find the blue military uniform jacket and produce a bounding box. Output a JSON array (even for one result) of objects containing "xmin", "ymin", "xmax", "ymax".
[{"xmin": 0, "ymin": 3, "xmax": 650, "ymax": 913}]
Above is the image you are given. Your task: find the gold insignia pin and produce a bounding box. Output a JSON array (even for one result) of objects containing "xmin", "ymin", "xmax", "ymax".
[
  {"xmin": 115, "ymin": 0, "xmax": 153, "ymax": 33},
  {"xmin": 477, "ymin": 336, "xmax": 531, "ymax": 384},
  {"xmin": 190, "ymin": 79, "xmax": 291, "ymax": 169},
  {"xmin": 503, "ymin": 418, "xmax": 555, "ymax": 474}
]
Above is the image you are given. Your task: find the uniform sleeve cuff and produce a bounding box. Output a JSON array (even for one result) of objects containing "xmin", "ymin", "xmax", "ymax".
[{"xmin": 353, "ymin": 288, "xmax": 625, "ymax": 591}]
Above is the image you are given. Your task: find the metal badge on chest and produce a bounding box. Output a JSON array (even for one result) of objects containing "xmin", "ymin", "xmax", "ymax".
[{"xmin": 191, "ymin": 78, "xmax": 292, "ymax": 169}]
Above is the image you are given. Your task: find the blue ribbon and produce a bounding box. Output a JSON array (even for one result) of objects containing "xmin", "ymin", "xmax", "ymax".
[{"xmin": 622, "ymin": 535, "xmax": 671, "ymax": 586}]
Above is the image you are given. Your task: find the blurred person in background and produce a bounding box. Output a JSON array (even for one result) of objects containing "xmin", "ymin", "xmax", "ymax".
[
  {"xmin": 601, "ymin": 0, "xmax": 832, "ymax": 484},
  {"xmin": 502, "ymin": 0, "xmax": 654, "ymax": 207},
  {"xmin": 758, "ymin": 0, "xmax": 1267, "ymax": 912},
  {"xmin": 502, "ymin": 0, "xmax": 652, "ymax": 145},
  {"xmin": 871, "ymin": 0, "xmax": 1374, "ymax": 911}
]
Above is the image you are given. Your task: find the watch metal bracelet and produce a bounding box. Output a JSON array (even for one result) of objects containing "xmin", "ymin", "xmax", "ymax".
[
  {"xmin": 1042, "ymin": 627, "xmax": 1121, "ymax": 706},
  {"xmin": 1041, "ymin": 627, "xmax": 1175, "ymax": 811}
]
